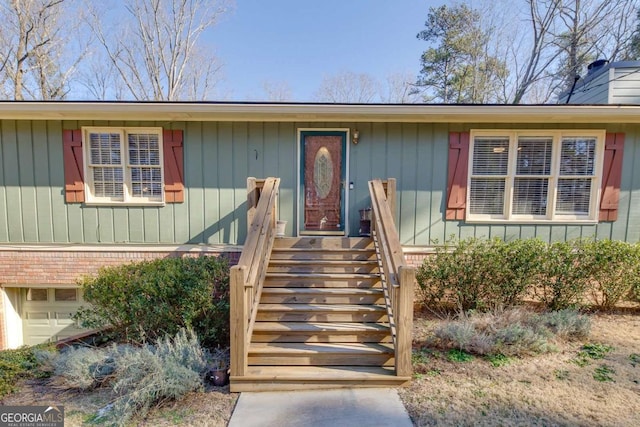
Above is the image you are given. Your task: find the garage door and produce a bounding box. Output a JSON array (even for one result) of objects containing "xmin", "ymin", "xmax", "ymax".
[{"xmin": 21, "ymin": 288, "xmax": 87, "ymax": 346}]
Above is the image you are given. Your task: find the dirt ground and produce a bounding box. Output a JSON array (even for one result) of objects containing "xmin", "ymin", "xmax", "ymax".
[
  {"xmin": 400, "ymin": 310, "xmax": 640, "ymax": 427},
  {"xmin": 1, "ymin": 381, "xmax": 237, "ymax": 426},
  {"xmin": 2, "ymin": 311, "xmax": 638, "ymax": 426}
]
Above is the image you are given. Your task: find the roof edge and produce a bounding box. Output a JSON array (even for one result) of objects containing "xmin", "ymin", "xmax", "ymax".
[{"xmin": 0, "ymin": 101, "xmax": 639, "ymax": 123}]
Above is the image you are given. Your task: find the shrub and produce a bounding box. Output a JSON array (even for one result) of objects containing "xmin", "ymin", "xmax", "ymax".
[
  {"xmin": 50, "ymin": 346, "xmax": 111, "ymax": 390},
  {"xmin": 631, "ymin": 281, "xmax": 640, "ymax": 303},
  {"xmin": 75, "ymin": 255, "xmax": 230, "ymax": 347},
  {"xmin": 419, "ymin": 237, "xmax": 640, "ymax": 311},
  {"xmin": 417, "ymin": 238, "xmax": 544, "ymax": 310},
  {"xmin": 493, "ymin": 323, "xmax": 551, "ymax": 355},
  {"xmin": 44, "ymin": 329, "xmax": 207, "ymax": 426},
  {"xmin": 533, "ymin": 240, "xmax": 593, "ymax": 310},
  {"xmin": 534, "ymin": 309, "xmax": 591, "ymax": 340},
  {"xmin": 433, "ymin": 308, "xmax": 588, "ymax": 357},
  {"xmin": 0, "ymin": 344, "xmax": 53, "ymax": 397},
  {"xmin": 108, "ymin": 329, "xmax": 207, "ymax": 425},
  {"xmin": 584, "ymin": 240, "xmax": 640, "ymax": 308}
]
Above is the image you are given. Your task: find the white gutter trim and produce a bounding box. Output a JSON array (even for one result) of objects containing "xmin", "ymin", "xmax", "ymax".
[{"xmin": 0, "ymin": 102, "xmax": 639, "ymax": 123}]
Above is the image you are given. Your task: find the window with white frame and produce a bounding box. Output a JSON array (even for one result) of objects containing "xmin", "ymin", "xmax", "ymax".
[
  {"xmin": 467, "ymin": 130, "xmax": 605, "ymax": 222},
  {"xmin": 83, "ymin": 127, "xmax": 164, "ymax": 204}
]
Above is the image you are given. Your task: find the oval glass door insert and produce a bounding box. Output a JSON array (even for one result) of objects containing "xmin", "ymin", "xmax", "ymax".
[{"xmin": 314, "ymin": 146, "xmax": 333, "ymax": 199}]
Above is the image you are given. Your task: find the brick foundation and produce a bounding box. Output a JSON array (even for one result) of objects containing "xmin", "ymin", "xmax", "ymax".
[
  {"xmin": 0, "ymin": 248, "xmax": 240, "ymax": 286},
  {"xmin": 0, "ymin": 246, "xmax": 241, "ymax": 349},
  {"xmin": 403, "ymin": 252, "xmax": 433, "ymax": 269}
]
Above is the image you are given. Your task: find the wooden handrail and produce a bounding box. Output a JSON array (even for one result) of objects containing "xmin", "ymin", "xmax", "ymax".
[
  {"xmin": 369, "ymin": 179, "xmax": 414, "ymax": 377},
  {"xmin": 230, "ymin": 177, "xmax": 280, "ymax": 378}
]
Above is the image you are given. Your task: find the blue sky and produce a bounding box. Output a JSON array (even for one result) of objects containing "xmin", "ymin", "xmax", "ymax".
[{"xmin": 213, "ymin": 0, "xmax": 438, "ymax": 101}]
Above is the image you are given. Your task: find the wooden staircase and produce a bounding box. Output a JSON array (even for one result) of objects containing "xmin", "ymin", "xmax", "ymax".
[
  {"xmin": 230, "ymin": 178, "xmax": 413, "ymax": 392},
  {"xmin": 230, "ymin": 236, "xmax": 411, "ymax": 391}
]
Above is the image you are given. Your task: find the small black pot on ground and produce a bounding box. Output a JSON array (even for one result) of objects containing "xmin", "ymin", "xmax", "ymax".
[{"xmin": 207, "ymin": 368, "xmax": 229, "ymax": 386}]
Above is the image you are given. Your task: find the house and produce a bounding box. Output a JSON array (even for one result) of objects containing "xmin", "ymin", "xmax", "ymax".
[
  {"xmin": 0, "ymin": 101, "xmax": 638, "ymax": 356},
  {"xmin": 558, "ymin": 60, "xmax": 640, "ymax": 104}
]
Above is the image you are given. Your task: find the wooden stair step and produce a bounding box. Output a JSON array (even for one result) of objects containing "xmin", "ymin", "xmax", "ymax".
[
  {"xmin": 260, "ymin": 287, "xmax": 384, "ymax": 304},
  {"xmin": 270, "ymin": 260, "xmax": 377, "ymax": 265},
  {"xmin": 255, "ymin": 303, "xmax": 388, "ymax": 322},
  {"xmin": 270, "ymin": 248, "xmax": 376, "ymax": 261},
  {"xmin": 248, "ymin": 342, "xmax": 394, "ymax": 366},
  {"xmin": 273, "ymin": 237, "xmax": 374, "ymax": 250},
  {"xmin": 266, "ymin": 273, "xmax": 379, "ymax": 280},
  {"xmin": 249, "ymin": 342, "xmax": 394, "ymax": 354},
  {"xmin": 230, "ymin": 366, "xmax": 410, "ymax": 392},
  {"xmin": 251, "ymin": 321, "xmax": 391, "ymax": 343},
  {"xmin": 252, "ymin": 321, "xmax": 390, "ymax": 332},
  {"xmin": 264, "ymin": 273, "xmax": 381, "ymax": 288},
  {"xmin": 264, "ymin": 279, "xmax": 381, "ymax": 288},
  {"xmin": 267, "ymin": 260, "xmax": 379, "ymax": 274}
]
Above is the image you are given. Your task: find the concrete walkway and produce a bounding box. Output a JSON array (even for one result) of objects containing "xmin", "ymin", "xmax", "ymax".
[{"xmin": 228, "ymin": 388, "xmax": 413, "ymax": 427}]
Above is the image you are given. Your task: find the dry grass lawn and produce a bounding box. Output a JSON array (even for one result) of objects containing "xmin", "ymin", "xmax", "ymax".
[
  {"xmin": 400, "ymin": 309, "xmax": 640, "ymax": 426},
  {"xmin": 1, "ymin": 381, "xmax": 237, "ymax": 426},
  {"xmin": 2, "ymin": 310, "xmax": 638, "ymax": 426}
]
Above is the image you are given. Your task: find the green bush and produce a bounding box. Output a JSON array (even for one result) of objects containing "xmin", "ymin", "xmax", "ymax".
[
  {"xmin": 418, "ymin": 237, "xmax": 640, "ymax": 311},
  {"xmin": 533, "ymin": 240, "xmax": 593, "ymax": 310},
  {"xmin": 631, "ymin": 281, "xmax": 640, "ymax": 303},
  {"xmin": 583, "ymin": 240, "xmax": 640, "ymax": 308},
  {"xmin": 417, "ymin": 238, "xmax": 544, "ymax": 310},
  {"xmin": 75, "ymin": 255, "xmax": 230, "ymax": 348},
  {"xmin": 0, "ymin": 344, "xmax": 54, "ymax": 397}
]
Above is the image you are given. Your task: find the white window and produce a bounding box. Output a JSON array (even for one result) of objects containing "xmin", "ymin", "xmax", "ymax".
[
  {"xmin": 83, "ymin": 127, "xmax": 164, "ymax": 204},
  {"xmin": 467, "ymin": 130, "xmax": 605, "ymax": 223}
]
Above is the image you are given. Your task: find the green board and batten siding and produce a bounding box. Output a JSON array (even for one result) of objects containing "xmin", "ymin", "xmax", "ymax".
[{"xmin": 1, "ymin": 120, "xmax": 639, "ymax": 246}]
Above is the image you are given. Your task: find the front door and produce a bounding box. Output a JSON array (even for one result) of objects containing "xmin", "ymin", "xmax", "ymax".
[{"xmin": 299, "ymin": 130, "xmax": 347, "ymax": 235}]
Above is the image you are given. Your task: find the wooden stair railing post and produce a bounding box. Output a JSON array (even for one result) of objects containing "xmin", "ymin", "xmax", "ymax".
[
  {"xmin": 382, "ymin": 178, "xmax": 397, "ymax": 224},
  {"xmin": 232, "ymin": 177, "xmax": 280, "ymax": 384},
  {"xmin": 369, "ymin": 178, "xmax": 413, "ymax": 379},
  {"xmin": 230, "ymin": 265, "xmax": 248, "ymax": 377},
  {"xmin": 247, "ymin": 178, "xmax": 266, "ymax": 233},
  {"xmin": 247, "ymin": 178, "xmax": 257, "ymax": 233},
  {"xmin": 396, "ymin": 266, "xmax": 415, "ymax": 377}
]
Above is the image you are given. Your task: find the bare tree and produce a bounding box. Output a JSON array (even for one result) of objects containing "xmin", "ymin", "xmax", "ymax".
[
  {"xmin": 314, "ymin": 71, "xmax": 379, "ymax": 103},
  {"xmin": 0, "ymin": 0, "xmax": 85, "ymax": 100},
  {"xmin": 75, "ymin": 48, "xmax": 126, "ymax": 100},
  {"xmin": 89, "ymin": 0, "xmax": 231, "ymax": 101},
  {"xmin": 381, "ymin": 71, "xmax": 421, "ymax": 103},
  {"xmin": 507, "ymin": 0, "xmax": 564, "ymax": 104},
  {"xmin": 552, "ymin": 0, "xmax": 639, "ymax": 93},
  {"xmin": 260, "ymin": 80, "xmax": 292, "ymax": 102},
  {"xmin": 473, "ymin": 0, "xmax": 639, "ymax": 104}
]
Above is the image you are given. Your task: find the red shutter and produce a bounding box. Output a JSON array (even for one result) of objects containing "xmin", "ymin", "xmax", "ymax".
[
  {"xmin": 599, "ymin": 132, "xmax": 624, "ymax": 221},
  {"xmin": 446, "ymin": 132, "xmax": 470, "ymax": 220},
  {"xmin": 63, "ymin": 129, "xmax": 85, "ymax": 203},
  {"xmin": 163, "ymin": 129, "xmax": 184, "ymax": 203}
]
